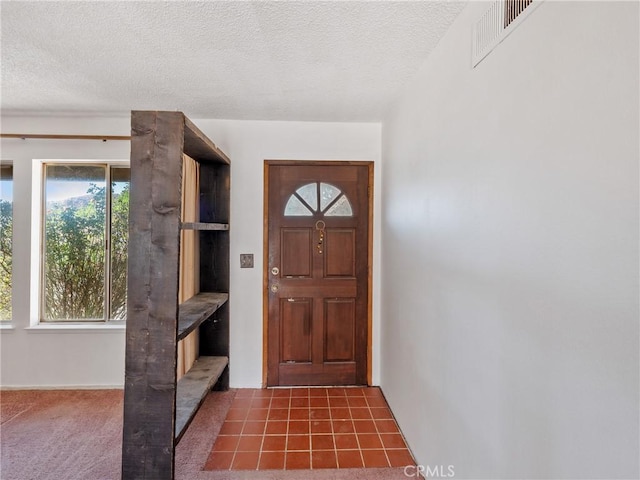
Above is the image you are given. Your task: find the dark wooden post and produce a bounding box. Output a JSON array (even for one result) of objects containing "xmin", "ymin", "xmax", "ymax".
[{"xmin": 122, "ymin": 111, "xmax": 184, "ymax": 479}]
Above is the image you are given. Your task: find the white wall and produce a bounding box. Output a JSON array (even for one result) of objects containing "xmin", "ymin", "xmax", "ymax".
[
  {"xmin": 0, "ymin": 117, "xmax": 131, "ymax": 388},
  {"xmin": 0, "ymin": 116, "xmax": 382, "ymax": 388},
  {"xmin": 380, "ymin": 1, "xmax": 638, "ymax": 479},
  {"xmin": 195, "ymin": 119, "xmax": 383, "ymax": 388}
]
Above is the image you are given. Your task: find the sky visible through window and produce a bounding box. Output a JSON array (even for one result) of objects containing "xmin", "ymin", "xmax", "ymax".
[
  {"xmin": 45, "ymin": 180, "xmax": 127, "ymax": 203},
  {"xmin": 0, "ymin": 174, "xmax": 127, "ymax": 203},
  {"xmin": 46, "ymin": 180, "xmax": 94, "ymax": 203},
  {"xmin": 0, "ymin": 179, "xmax": 11, "ymax": 202}
]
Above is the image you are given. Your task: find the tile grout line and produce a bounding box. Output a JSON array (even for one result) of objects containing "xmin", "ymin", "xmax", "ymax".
[
  {"xmin": 326, "ymin": 388, "xmax": 336, "ymax": 469},
  {"xmin": 359, "ymin": 387, "xmax": 374, "ymax": 467},
  {"xmin": 328, "ymin": 388, "xmax": 339, "ymax": 468},
  {"xmin": 367, "ymin": 389, "xmax": 391, "ymax": 467},
  {"xmin": 308, "ymin": 389, "xmax": 314, "ymax": 469},
  {"xmin": 376, "ymin": 387, "xmax": 418, "ymax": 466},
  {"xmin": 307, "ymin": 388, "xmax": 316, "ymax": 469},
  {"xmin": 284, "ymin": 389, "xmax": 291, "ymax": 469},
  {"xmin": 348, "ymin": 390, "xmax": 366, "ymax": 468},
  {"xmin": 227, "ymin": 389, "xmax": 250, "ymax": 470},
  {"xmin": 254, "ymin": 390, "xmax": 270, "ymax": 470}
]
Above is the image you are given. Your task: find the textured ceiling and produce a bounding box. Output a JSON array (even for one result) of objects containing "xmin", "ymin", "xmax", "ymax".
[{"xmin": 1, "ymin": 1, "xmax": 465, "ymax": 122}]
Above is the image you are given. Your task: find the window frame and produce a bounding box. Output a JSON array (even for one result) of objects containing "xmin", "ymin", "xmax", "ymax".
[
  {"xmin": 284, "ymin": 182, "xmax": 354, "ymax": 217},
  {"xmin": 0, "ymin": 161, "xmax": 13, "ymax": 323},
  {"xmin": 31, "ymin": 159, "xmax": 129, "ymax": 326}
]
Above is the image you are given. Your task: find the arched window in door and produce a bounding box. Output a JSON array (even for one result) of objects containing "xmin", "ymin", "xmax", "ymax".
[{"xmin": 284, "ymin": 182, "xmax": 353, "ymax": 217}]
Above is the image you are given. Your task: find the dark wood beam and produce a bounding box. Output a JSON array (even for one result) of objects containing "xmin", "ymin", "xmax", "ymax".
[{"xmin": 122, "ymin": 111, "xmax": 183, "ymax": 480}]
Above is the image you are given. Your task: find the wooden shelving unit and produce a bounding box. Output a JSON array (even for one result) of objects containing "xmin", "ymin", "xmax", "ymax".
[{"xmin": 122, "ymin": 111, "xmax": 230, "ymax": 480}]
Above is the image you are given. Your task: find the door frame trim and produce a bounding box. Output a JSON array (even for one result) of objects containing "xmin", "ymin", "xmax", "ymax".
[{"xmin": 262, "ymin": 160, "xmax": 374, "ymax": 387}]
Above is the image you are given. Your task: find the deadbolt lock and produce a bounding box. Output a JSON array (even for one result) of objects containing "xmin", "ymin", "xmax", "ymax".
[{"xmin": 271, "ymin": 267, "xmax": 280, "ymax": 276}]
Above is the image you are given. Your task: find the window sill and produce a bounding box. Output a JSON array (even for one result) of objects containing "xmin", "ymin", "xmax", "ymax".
[
  {"xmin": 0, "ymin": 324, "xmax": 15, "ymax": 332},
  {"xmin": 26, "ymin": 323, "xmax": 126, "ymax": 333}
]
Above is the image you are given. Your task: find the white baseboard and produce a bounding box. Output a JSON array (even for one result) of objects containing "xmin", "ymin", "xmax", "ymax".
[{"xmin": 0, "ymin": 384, "xmax": 124, "ymax": 390}]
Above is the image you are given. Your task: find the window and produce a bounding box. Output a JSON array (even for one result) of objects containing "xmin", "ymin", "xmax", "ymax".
[
  {"xmin": 42, "ymin": 163, "xmax": 129, "ymax": 322},
  {"xmin": 0, "ymin": 163, "xmax": 12, "ymax": 321},
  {"xmin": 284, "ymin": 182, "xmax": 353, "ymax": 217}
]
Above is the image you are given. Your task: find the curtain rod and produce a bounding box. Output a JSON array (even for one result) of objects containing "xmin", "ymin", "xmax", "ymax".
[{"xmin": 0, "ymin": 133, "xmax": 131, "ymax": 141}]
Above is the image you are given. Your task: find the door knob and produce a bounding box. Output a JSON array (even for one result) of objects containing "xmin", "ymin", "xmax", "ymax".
[{"xmin": 270, "ymin": 284, "xmax": 279, "ymax": 293}]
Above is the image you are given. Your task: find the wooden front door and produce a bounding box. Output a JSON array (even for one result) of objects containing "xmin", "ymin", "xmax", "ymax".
[{"xmin": 265, "ymin": 161, "xmax": 372, "ymax": 386}]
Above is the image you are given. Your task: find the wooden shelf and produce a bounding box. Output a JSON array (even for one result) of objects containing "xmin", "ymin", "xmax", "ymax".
[
  {"xmin": 178, "ymin": 292, "xmax": 229, "ymax": 340},
  {"xmin": 181, "ymin": 222, "xmax": 229, "ymax": 231},
  {"xmin": 175, "ymin": 355, "xmax": 229, "ymax": 442}
]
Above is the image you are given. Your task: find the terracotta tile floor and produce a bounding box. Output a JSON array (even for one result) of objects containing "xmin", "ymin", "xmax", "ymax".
[{"xmin": 204, "ymin": 387, "xmax": 417, "ymax": 471}]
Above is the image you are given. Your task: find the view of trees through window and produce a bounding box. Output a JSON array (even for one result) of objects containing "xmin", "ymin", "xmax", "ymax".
[
  {"xmin": 43, "ymin": 164, "xmax": 129, "ymax": 321},
  {"xmin": 0, "ymin": 164, "xmax": 12, "ymax": 321}
]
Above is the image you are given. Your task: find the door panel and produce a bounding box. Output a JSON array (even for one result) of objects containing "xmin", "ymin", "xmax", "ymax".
[
  {"xmin": 325, "ymin": 229, "xmax": 356, "ymax": 277},
  {"xmin": 280, "ymin": 299, "xmax": 312, "ymax": 363},
  {"xmin": 266, "ymin": 162, "xmax": 372, "ymax": 386},
  {"xmin": 324, "ymin": 298, "xmax": 356, "ymax": 362},
  {"xmin": 281, "ymin": 229, "xmax": 312, "ymax": 277}
]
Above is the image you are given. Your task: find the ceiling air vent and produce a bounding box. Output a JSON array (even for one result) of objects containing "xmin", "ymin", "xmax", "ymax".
[{"xmin": 472, "ymin": 0, "xmax": 542, "ymax": 67}]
